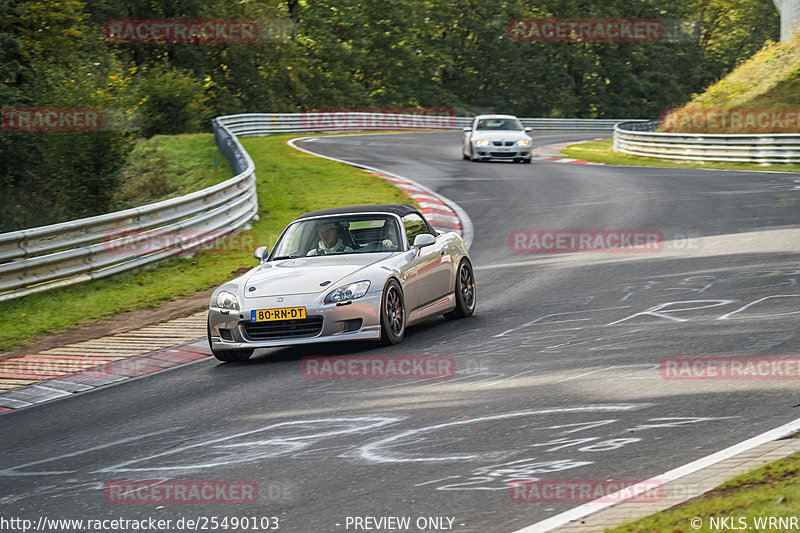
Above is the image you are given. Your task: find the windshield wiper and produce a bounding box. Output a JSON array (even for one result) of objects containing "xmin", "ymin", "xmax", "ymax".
[{"xmin": 271, "ymin": 255, "xmax": 299, "ymax": 260}]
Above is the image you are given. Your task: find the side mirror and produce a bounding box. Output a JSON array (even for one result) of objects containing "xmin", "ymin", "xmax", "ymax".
[
  {"xmin": 253, "ymin": 246, "xmax": 269, "ymax": 263},
  {"xmin": 412, "ymin": 234, "xmax": 436, "ymax": 252},
  {"xmin": 462, "ymin": 127, "xmax": 472, "ymax": 132},
  {"xmin": 524, "ymin": 127, "xmax": 532, "ymax": 132}
]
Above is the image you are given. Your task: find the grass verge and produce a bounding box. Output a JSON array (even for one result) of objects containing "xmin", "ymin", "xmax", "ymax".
[
  {"xmin": 0, "ymin": 133, "xmax": 413, "ymax": 353},
  {"xmin": 562, "ymin": 139, "xmax": 800, "ymax": 173},
  {"xmin": 609, "ymin": 448, "xmax": 800, "ymax": 532},
  {"xmin": 113, "ymin": 133, "xmax": 228, "ymax": 209}
]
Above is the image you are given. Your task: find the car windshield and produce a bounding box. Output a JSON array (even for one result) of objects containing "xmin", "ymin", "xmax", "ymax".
[
  {"xmin": 270, "ymin": 214, "xmax": 403, "ymax": 259},
  {"xmin": 475, "ymin": 118, "xmax": 523, "ymax": 131}
]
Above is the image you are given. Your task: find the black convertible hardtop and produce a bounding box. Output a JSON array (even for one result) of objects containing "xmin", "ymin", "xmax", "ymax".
[{"xmin": 297, "ymin": 204, "xmax": 423, "ymax": 219}]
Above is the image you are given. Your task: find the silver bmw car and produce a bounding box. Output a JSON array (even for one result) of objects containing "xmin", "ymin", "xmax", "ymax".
[
  {"xmin": 207, "ymin": 204, "xmax": 476, "ymax": 361},
  {"xmin": 462, "ymin": 114, "xmax": 533, "ymax": 163}
]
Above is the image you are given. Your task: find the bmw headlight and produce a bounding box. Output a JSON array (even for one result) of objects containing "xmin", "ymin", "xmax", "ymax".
[
  {"xmin": 324, "ymin": 280, "xmax": 371, "ymax": 304},
  {"xmin": 475, "ymin": 139, "xmax": 490, "ymax": 147},
  {"xmin": 517, "ymin": 139, "xmax": 531, "ymax": 147},
  {"xmin": 216, "ymin": 291, "xmax": 240, "ymax": 311}
]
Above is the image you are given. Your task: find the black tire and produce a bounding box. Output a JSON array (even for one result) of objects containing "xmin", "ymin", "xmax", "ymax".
[
  {"xmin": 524, "ymin": 158, "xmax": 532, "ymax": 164},
  {"xmin": 444, "ymin": 259, "xmax": 476, "ymax": 319},
  {"xmin": 207, "ymin": 320, "xmax": 254, "ymax": 362},
  {"xmin": 462, "ymin": 151, "xmax": 470, "ymax": 160},
  {"xmin": 379, "ymin": 279, "xmax": 406, "ymax": 345},
  {"xmin": 469, "ymin": 146, "xmax": 479, "ymax": 162}
]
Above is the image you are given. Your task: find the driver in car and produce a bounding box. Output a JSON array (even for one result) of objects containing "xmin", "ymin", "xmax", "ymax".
[
  {"xmin": 307, "ymin": 221, "xmax": 354, "ymax": 256},
  {"xmin": 380, "ymin": 221, "xmax": 400, "ymax": 250}
]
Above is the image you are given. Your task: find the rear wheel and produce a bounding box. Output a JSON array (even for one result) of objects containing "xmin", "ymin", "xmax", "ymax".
[
  {"xmin": 207, "ymin": 320, "xmax": 254, "ymax": 362},
  {"xmin": 379, "ymin": 279, "xmax": 406, "ymax": 345},
  {"xmin": 444, "ymin": 259, "xmax": 476, "ymax": 319}
]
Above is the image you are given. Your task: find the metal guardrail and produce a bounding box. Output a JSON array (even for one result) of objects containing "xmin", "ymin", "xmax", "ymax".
[
  {"xmin": 0, "ymin": 118, "xmax": 258, "ymax": 302},
  {"xmin": 218, "ymin": 113, "xmax": 646, "ymax": 134},
  {"xmin": 0, "ymin": 112, "xmax": 646, "ymax": 301},
  {"xmin": 520, "ymin": 117, "xmax": 646, "ymax": 131},
  {"xmin": 614, "ymin": 121, "xmax": 800, "ymax": 163}
]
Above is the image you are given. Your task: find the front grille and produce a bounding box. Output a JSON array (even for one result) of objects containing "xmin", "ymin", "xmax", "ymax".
[
  {"xmin": 242, "ymin": 317, "xmax": 323, "ymax": 339},
  {"xmin": 490, "ymin": 152, "xmax": 517, "ymax": 157},
  {"xmin": 505, "ymin": 141, "xmax": 515, "ymax": 146},
  {"xmin": 492, "ymin": 141, "xmax": 502, "ymax": 146}
]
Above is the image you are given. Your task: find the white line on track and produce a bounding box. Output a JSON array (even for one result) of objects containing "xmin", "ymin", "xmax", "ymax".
[{"xmin": 514, "ymin": 415, "xmax": 800, "ymax": 532}]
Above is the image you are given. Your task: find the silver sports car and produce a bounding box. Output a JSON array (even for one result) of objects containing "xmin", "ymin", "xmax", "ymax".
[
  {"xmin": 207, "ymin": 204, "xmax": 476, "ymax": 361},
  {"xmin": 462, "ymin": 114, "xmax": 533, "ymax": 163}
]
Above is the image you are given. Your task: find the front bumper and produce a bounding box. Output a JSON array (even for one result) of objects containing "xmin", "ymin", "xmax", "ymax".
[
  {"xmin": 474, "ymin": 143, "xmax": 531, "ymax": 159},
  {"xmin": 208, "ymin": 291, "xmax": 383, "ymax": 350}
]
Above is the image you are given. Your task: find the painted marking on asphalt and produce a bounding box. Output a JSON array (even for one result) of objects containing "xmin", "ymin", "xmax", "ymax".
[
  {"xmin": 551, "ymin": 364, "xmax": 655, "ymax": 384},
  {"xmin": 0, "ymin": 428, "xmax": 181, "ymax": 477},
  {"xmin": 357, "ymin": 404, "xmax": 651, "ymax": 465},
  {"xmin": 516, "ymin": 415, "xmax": 800, "ymax": 532},
  {"xmin": 608, "ymin": 300, "xmax": 737, "ymax": 325},
  {"xmin": 718, "ymin": 294, "xmax": 800, "ymax": 320},
  {"xmin": 96, "ymin": 417, "xmax": 401, "ymax": 474},
  {"xmin": 494, "ymin": 306, "xmax": 631, "ymax": 338}
]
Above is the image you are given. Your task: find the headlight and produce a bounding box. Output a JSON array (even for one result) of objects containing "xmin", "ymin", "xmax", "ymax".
[
  {"xmin": 517, "ymin": 139, "xmax": 531, "ymax": 147},
  {"xmin": 475, "ymin": 139, "xmax": 490, "ymax": 147},
  {"xmin": 216, "ymin": 291, "xmax": 240, "ymax": 310},
  {"xmin": 324, "ymin": 280, "xmax": 370, "ymax": 304}
]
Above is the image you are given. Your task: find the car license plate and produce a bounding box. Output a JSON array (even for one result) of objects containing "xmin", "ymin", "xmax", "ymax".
[{"xmin": 251, "ymin": 307, "xmax": 307, "ymax": 322}]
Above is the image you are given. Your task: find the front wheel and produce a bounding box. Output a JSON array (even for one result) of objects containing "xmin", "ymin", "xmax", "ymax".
[
  {"xmin": 444, "ymin": 259, "xmax": 476, "ymax": 319},
  {"xmin": 379, "ymin": 279, "xmax": 406, "ymax": 345},
  {"xmin": 208, "ymin": 320, "xmax": 254, "ymax": 362}
]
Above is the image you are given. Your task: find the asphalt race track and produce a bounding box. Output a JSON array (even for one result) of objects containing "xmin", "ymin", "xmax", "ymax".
[{"xmin": 2, "ymin": 131, "xmax": 800, "ymax": 532}]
